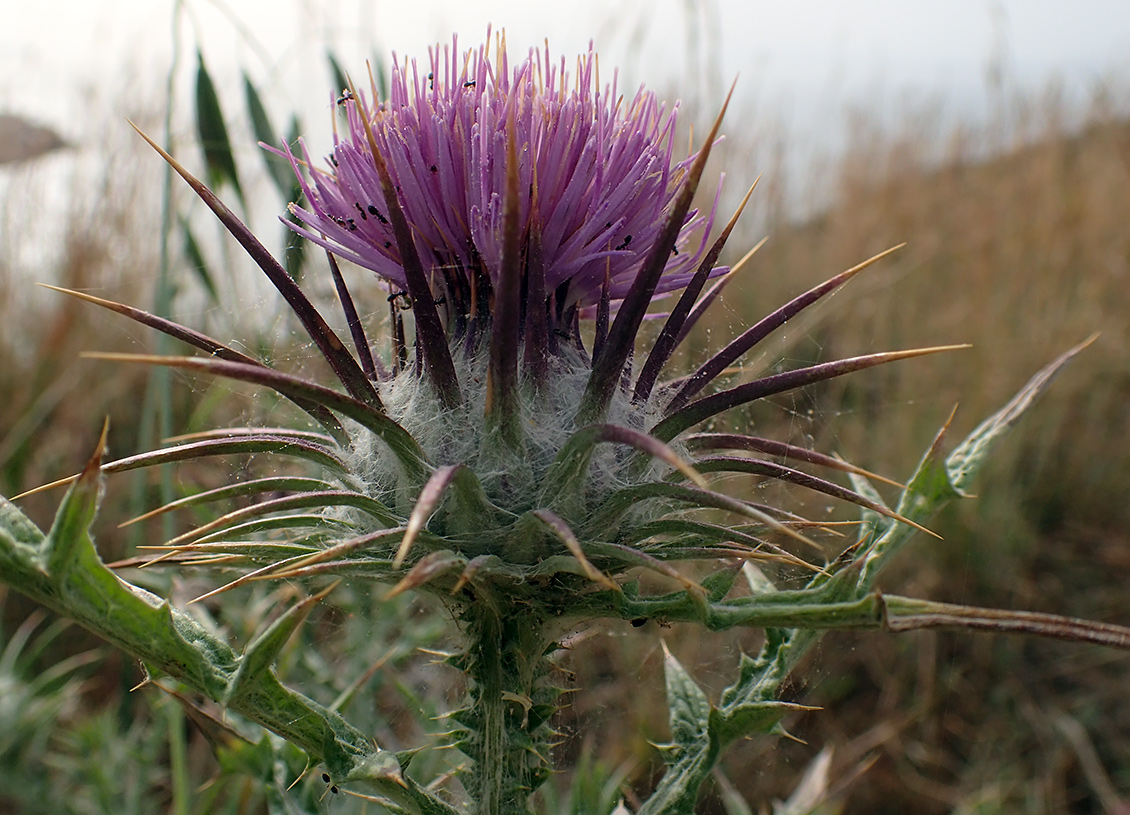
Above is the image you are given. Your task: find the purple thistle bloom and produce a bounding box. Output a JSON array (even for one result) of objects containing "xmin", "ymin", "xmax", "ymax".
[
  {"xmin": 285, "ymin": 33, "xmax": 722, "ymax": 335},
  {"xmin": 12, "ymin": 32, "xmax": 1009, "ymax": 814}
]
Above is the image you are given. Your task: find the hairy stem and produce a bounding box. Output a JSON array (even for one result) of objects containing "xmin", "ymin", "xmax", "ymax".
[{"xmin": 461, "ymin": 599, "xmax": 556, "ymax": 815}]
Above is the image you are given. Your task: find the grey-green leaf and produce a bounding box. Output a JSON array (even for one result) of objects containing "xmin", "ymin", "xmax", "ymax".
[
  {"xmin": 662, "ymin": 643, "xmax": 711, "ymax": 752},
  {"xmin": 947, "ymin": 334, "xmax": 1096, "ymax": 494}
]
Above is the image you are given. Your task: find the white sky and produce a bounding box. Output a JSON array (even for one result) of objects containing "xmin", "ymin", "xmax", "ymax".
[
  {"xmin": 4, "ymin": 0, "xmax": 1129, "ymax": 145},
  {"xmin": 2, "ymin": 0, "xmax": 1129, "ymax": 238}
]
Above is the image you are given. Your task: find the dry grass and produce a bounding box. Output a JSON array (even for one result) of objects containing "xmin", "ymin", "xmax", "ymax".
[
  {"xmin": 559, "ymin": 87, "xmax": 1130, "ymax": 812},
  {"xmin": 0, "ymin": 111, "xmax": 166, "ymax": 532}
]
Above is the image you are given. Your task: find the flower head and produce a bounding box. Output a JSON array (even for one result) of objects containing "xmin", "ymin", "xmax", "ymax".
[
  {"xmin": 28, "ymin": 31, "xmax": 967, "ymax": 809},
  {"xmin": 58, "ymin": 31, "xmax": 946, "ymax": 609},
  {"xmin": 286, "ymin": 33, "xmax": 720, "ymax": 341}
]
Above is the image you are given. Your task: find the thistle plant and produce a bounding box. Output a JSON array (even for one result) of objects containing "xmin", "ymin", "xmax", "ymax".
[{"xmin": 2, "ymin": 34, "xmax": 1129, "ymax": 814}]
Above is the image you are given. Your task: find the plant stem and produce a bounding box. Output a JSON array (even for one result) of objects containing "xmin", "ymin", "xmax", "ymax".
[{"xmin": 462, "ymin": 599, "xmax": 555, "ymax": 815}]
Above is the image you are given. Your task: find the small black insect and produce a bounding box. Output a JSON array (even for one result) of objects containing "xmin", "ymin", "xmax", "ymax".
[
  {"xmin": 388, "ymin": 291, "xmax": 413, "ymax": 310},
  {"xmin": 630, "ymin": 617, "xmax": 646, "ymax": 628},
  {"xmin": 336, "ymin": 90, "xmax": 354, "ymax": 107},
  {"xmin": 463, "ymin": 80, "xmax": 476, "ymax": 88}
]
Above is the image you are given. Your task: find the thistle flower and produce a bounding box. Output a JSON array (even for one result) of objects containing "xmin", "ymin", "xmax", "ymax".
[
  {"xmin": 288, "ymin": 36, "xmax": 717, "ymax": 318},
  {"xmin": 27, "ymin": 33, "xmax": 975, "ymax": 814}
]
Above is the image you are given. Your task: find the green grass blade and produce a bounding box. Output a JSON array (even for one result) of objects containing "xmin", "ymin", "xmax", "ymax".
[
  {"xmin": 195, "ymin": 51, "xmax": 244, "ymax": 209},
  {"xmin": 179, "ymin": 216, "xmax": 220, "ymax": 304}
]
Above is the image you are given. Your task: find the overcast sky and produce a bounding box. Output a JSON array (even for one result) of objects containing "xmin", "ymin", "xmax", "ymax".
[
  {"xmin": 2, "ymin": 0, "xmax": 1129, "ymax": 222},
  {"xmin": 4, "ymin": 1, "xmax": 1129, "ymax": 136}
]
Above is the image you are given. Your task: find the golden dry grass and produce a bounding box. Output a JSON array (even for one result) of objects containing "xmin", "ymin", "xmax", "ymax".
[{"xmin": 562, "ymin": 89, "xmax": 1130, "ymax": 812}]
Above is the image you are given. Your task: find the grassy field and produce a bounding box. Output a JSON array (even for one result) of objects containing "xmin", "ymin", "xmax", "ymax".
[
  {"xmin": 2, "ymin": 76, "xmax": 1130, "ymax": 813},
  {"xmin": 562, "ymin": 92, "xmax": 1130, "ymax": 812}
]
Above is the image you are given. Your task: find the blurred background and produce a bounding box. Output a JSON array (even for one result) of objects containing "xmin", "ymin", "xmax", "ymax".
[{"xmin": 2, "ymin": 1, "xmax": 1130, "ymax": 812}]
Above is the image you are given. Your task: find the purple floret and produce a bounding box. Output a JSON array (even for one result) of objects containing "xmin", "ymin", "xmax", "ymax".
[{"xmin": 284, "ymin": 33, "xmax": 722, "ymax": 323}]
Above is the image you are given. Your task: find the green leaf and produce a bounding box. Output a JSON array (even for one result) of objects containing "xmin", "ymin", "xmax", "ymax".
[
  {"xmin": 243, "ymin": 72, "xmax": 295, "ymax": 194},
  {"xmin": 845, "ymin": 470, "xmax": 891, "ymax": 544},
  {"xmin": 947, "ymin": 335, "xmax": 1096, "ymax": 494},
  {"xmin": 281, "ymin": 118, "xmax": 307, "ymax": 281},
  {"xmin": 710, "ymin": 699, "xmax": 806, "ymax": 749},
  {"xmin": 662, "ymin": 643, "xmax": 711, "ymax": 752},
  {"xmin": 326, "ymin": 50, "xmax": 349, "ymax": 100},
  {"xmin": 195, "ymin": 51, "xmax": 244, "ymax": 208},
  {"xmin": 226, "ymin": 583, "xmax": 336, "ymax": 704},
  {"xmin": 712, "ymin": 630, "xmax": 816, "ymax": 747},
  {"xmin": 0, "ymin": 448, "xmax": 450, "ymax": 812},
  {"xmin": 179, "ymin": 217, "xmax": 219, "ymax": 305},
  {"xmin": 636, "ymin": 645, "xmax": 718, "ymax": 815},
  {"xmin": 701, "ymin": 562, "xmax": 742, "ymax": 602},
  {"xmin": 859, "ymin": 338, "xmax": 1093, "ymax": 586}
]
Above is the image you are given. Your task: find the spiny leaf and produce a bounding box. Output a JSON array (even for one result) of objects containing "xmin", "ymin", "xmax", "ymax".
[
  {"xmin": 709, "ymin": 700, "xmax": 814, "ymax": 749},
  {"xmin": 634, "ymin": 180, "xmax": 758, "ymax": 405},
  {"xmin": 661, "ymin": 642, "xmax": 712, "ymax": 752},
  {"xmin": 1, "ymin": 456, "xmax": 424, "ymax": 801},
  {"xmin": 225, "ymin": 582, "xmax": 339, "ymax": 704},
  {"xmin": 579, "ymin": 81, "xmax": 736, "ymax": 426},
  {"xmin": 947, "ymin": 334, "xmax": 1098, "ymax": 494},
  {"xmin": 634, "ymin": 644, "xmax": 718, "ymax": 815},
  {"xmin": 129, "ymin": 122, "xmax": 385, "ymax": 412},
  {"xmin": 666, "ymin": 244, "xmax": 904, "ymax": 412},
  {"xmin": 652, "ymin": 345, "xmax": 968, "ymax": 443}
]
